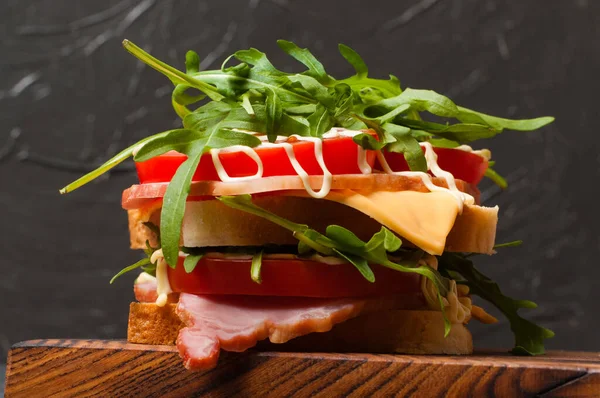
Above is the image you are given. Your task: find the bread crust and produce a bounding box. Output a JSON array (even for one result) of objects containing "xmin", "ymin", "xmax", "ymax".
[
  {"xmin": 127, "ymin": 303, "xmax": 472, "ymax": 355},
  {"xmin": 128, "ymin": 302, "xmax": 184, "ymax": 345}
]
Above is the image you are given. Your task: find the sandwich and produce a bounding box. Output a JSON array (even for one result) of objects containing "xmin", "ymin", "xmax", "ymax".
[{"xmin": 61, "ymin": 39, "xmax": 555, "ymax": 371}]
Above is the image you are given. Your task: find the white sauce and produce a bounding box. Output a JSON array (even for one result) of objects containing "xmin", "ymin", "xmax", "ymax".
[
  {"xmin": 455, "ymin": 145, "xmax": 492, "ymax": 160},
  {"xmin": 150, "ymin": 249, "xmax": 172, "ymax": 307},
  {"xmin": 263, "ymin": 136, "xmax": 332, "ymax": 198}
]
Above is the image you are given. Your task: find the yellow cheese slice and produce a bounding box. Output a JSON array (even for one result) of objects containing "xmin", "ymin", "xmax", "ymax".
[{"xmin": 315, "ymin": 190, "xmax": 460, "ymax": 255}]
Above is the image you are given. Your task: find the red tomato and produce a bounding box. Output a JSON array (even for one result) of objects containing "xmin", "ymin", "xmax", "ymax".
[
  {"xmin": 136, "ymin": 136, "xmax": 377, "ymax": 184},
  {"xmin": 167, "ymin": 256, "xmax": 424, "ymax": 298},
  {"xmin": 379, "ymin": 147, "xmax": 488, "ymax": 185}
]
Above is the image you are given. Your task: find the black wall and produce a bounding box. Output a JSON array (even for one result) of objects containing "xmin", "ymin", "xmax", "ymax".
[{"xmin": 1, "ymin": 0, "xmax": 598, "ymax": 363}]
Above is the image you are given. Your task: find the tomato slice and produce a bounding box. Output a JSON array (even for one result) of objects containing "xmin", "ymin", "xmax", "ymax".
[
  {"xmin": 167, "ymin": 256, "xmax": 423, "ymax": 298},
  {"xmin": 136, "ymin": 136, "xmax": 377, "ymax": 184},
  {"xmin": 379, "ymin": 147, "xmax": 488, "ymax": 185}
]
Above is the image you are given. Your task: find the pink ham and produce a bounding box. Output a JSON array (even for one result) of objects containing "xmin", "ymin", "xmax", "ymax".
[
  {"xmin": 175, "ymin": 293, "xmax": 406, "ymax": 370},
  {"xmin": 134, "ymin": 279, "xmax": 158, "ymax": 303}
]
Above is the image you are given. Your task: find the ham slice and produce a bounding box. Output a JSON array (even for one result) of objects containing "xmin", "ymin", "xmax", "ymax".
[
  {"xmin": 175, "ymin": 293, "xmax": 405, "ymax": 370},
  {"xmin": 134, "ymin": 279, "xmax": 157, "ymax": 302},
  {"xmin": 122, "ymin": 174, "xmax": 480, "ymax": 210},
  {"xmin": 134, "ymin": 274, "xmax": 179, "ymax": 304}
]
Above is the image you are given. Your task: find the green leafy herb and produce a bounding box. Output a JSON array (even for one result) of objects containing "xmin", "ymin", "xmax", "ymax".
[
  {"xmin": 277, "ymin": 40, "xmax": 332, "ymax": 84},
  {"xmin": 485, "ymin": 167, "xmax": 508, "ymax": 189},
  {"xmin": 218, "ymin": 194, "xmax": 453, "ymax": 335},
  {"xmin": 110, "ymin": 222, "xmax": 160, "ymax": 284},
  {"xmin": 61, "ymin": 39, "xmax": 553, "ymax": 196},
  {"xmin": 338, "ymin": 44, "xmax": 368, "ymax": 78},
  {"xmin": 183, "ymin": 253, "xmax": 204, "ymax": 273},
  {"xmin": 123, "ymin": 40, "xmax": 224, "ymax": 101},
  {"xmin": 59, "ymin": 130, "xmax": 170, "ymax": 194},
  {"xmin": 383, "ymin": 123, "xmax": 428, "ymax": 172},
  {"xmin": 109, "ymin": 258, "xmax": 151, "ymax": 284},
  {"xmin": 251, "ymin": 250, "xmax": 264, "ymax": 284},
  {"xmin": 265, "ymin": 88, "xmax": 283, "ymax": 141},
  {"xmin": 494, "ymin": 240, "xmax": 523, "ymax": 249},
  {"xmin": 456, "ymin": 106, "xmax": 554, "ymax": 131},
  {"xmin": 438, "ymin": 253, "xmax": 554, "ymax": 355},
  {"xmin": 160, "ymin": 150, "xmax": 202, "ymax": 266}
]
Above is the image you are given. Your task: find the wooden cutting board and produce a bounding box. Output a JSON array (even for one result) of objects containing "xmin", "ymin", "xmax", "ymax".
[{"xmin": 5, "ymin": 339, "xmax": 600, "ymax": 397}]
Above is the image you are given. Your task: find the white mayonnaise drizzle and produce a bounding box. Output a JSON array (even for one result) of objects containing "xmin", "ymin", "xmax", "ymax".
[
  {"xmin": 262, "ymin": 136, "xmax": 332, "ymax": 198},
  {"xmin": 208, "ymin": 127, "xmax": 479, "ymax": 210},
  {"xmin": 419, "ymin": 255, "xmax": 472, "ymax": 324},
  {"xmin": 455, "ymin": 145, "xmax": 492, "ymax": 160},
  {"xmin": 150, "ymin": 249, "xmax": 172, "ymax": 307}
]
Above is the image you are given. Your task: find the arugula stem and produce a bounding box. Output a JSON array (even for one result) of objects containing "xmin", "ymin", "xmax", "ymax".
[
  {"xmin": 110, "ymin": 258, "xmax": 150, "ymax": 284},
  {"xmin": 485, "ymin": 167, "xmax": 508, "ymax": 189},
  {"xmin": 59, "ymin": 132, "xmax": 168, "ymax": 194},
  {"xmin": 293, "ymin": 231, "xmax": 335, "ymax": 255},
  {"xmin": 217, "ymin": 195, "xmax": 308, "ymax": 232},
  {"xmin": 122, "ymin": 40, "xmax": 224, "ymax": 101}
]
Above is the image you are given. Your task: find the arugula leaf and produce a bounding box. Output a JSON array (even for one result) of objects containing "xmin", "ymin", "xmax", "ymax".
[
  {"xmin": 110, "ymin": 257, "xmax": 151, "ymax": 284},
  {"xmin": 183, "ymin": 253, "xmax": 203, "ymax": 273},
  {"xmin": 338, "ymin": 44, "xmax": 368, "ymax": 78},
  {"xmin": 457, "ymin": 106, "xmax": 555, "ymax": 131},
  {"xmin": 170, "ymin": 50, "xmax": 206, "ymax": 118},
  {"xmin": 234, "ymin": 47, "xmax": 284, "ymax": 76},
  {"xmin": 438, "ymin": 253, "xmax": 554, "ymax": 355},
  {"xmin": 59, "ymin": 130, "xmax": 171, "ymax": 194},
  {"xmin": 161, "ymin": 149, "xmax": 203, "ymax": 266},
  {"xmin": 287, "ymin": 74, "xmax": 334, "ymax": 108},
  {"xmin": 394, "ymin": 117, "xmax": 500, "ymax": 142},
  {"xmin": 277, "ymin": 40, "xmax": 332, "ymax": 84},
  {"xmin": 251, "ymin": 250, "xmax": 263, "ymax": 284},
  {"xmin": 122, "ymin": 40, "xmax": 224, "ymax": 101},
  {"xmin": 240, "ymin": 91, "xmax": 255, "ymax": 115},
  {"xmin": 134, "ymin": 129, "xmax": 202, "ymax": 161},
  {"xmin": 307, "ymin": 104, "xmax": 333, "ymax": 137},
  {"xmin": 383, "ymin": 123, "xmax": 428, "ymax": 172},
  {"xmin": 332, "ymin": 84, "xmax": 353, "ymax": 119},
  {"xmin": 185, "ymin": 50, "xmax": 200, "ymax": 74},
  {"xmin": 333, "ymin": 249, "xmax": 375, "ymax": 282},
  {"xmin": 265, "ymin": 88, "xmax": 283, "ymax": 142},
  {"xmin": 352, "ymin": 132, "xmax": 386, "ymax": 150},
  {"xmin": 378, "ymin": 88, "xmax": 459, "ymax": 117}
]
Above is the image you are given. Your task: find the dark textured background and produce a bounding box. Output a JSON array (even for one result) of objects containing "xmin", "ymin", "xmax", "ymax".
[{"xmin": 1, "ymin": 0, "xmax": 598, "ymax": 371}]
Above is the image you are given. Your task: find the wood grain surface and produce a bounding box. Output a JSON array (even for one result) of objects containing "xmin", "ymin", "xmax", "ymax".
[{"xmin": 5, "ymin": 340, "xmax": 600, "ymax": 397}]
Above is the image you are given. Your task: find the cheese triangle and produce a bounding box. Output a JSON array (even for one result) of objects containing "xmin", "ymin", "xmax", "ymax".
[{"xmin": 319, "ymin": 190, "xmax": 460, "ymax": 255}]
